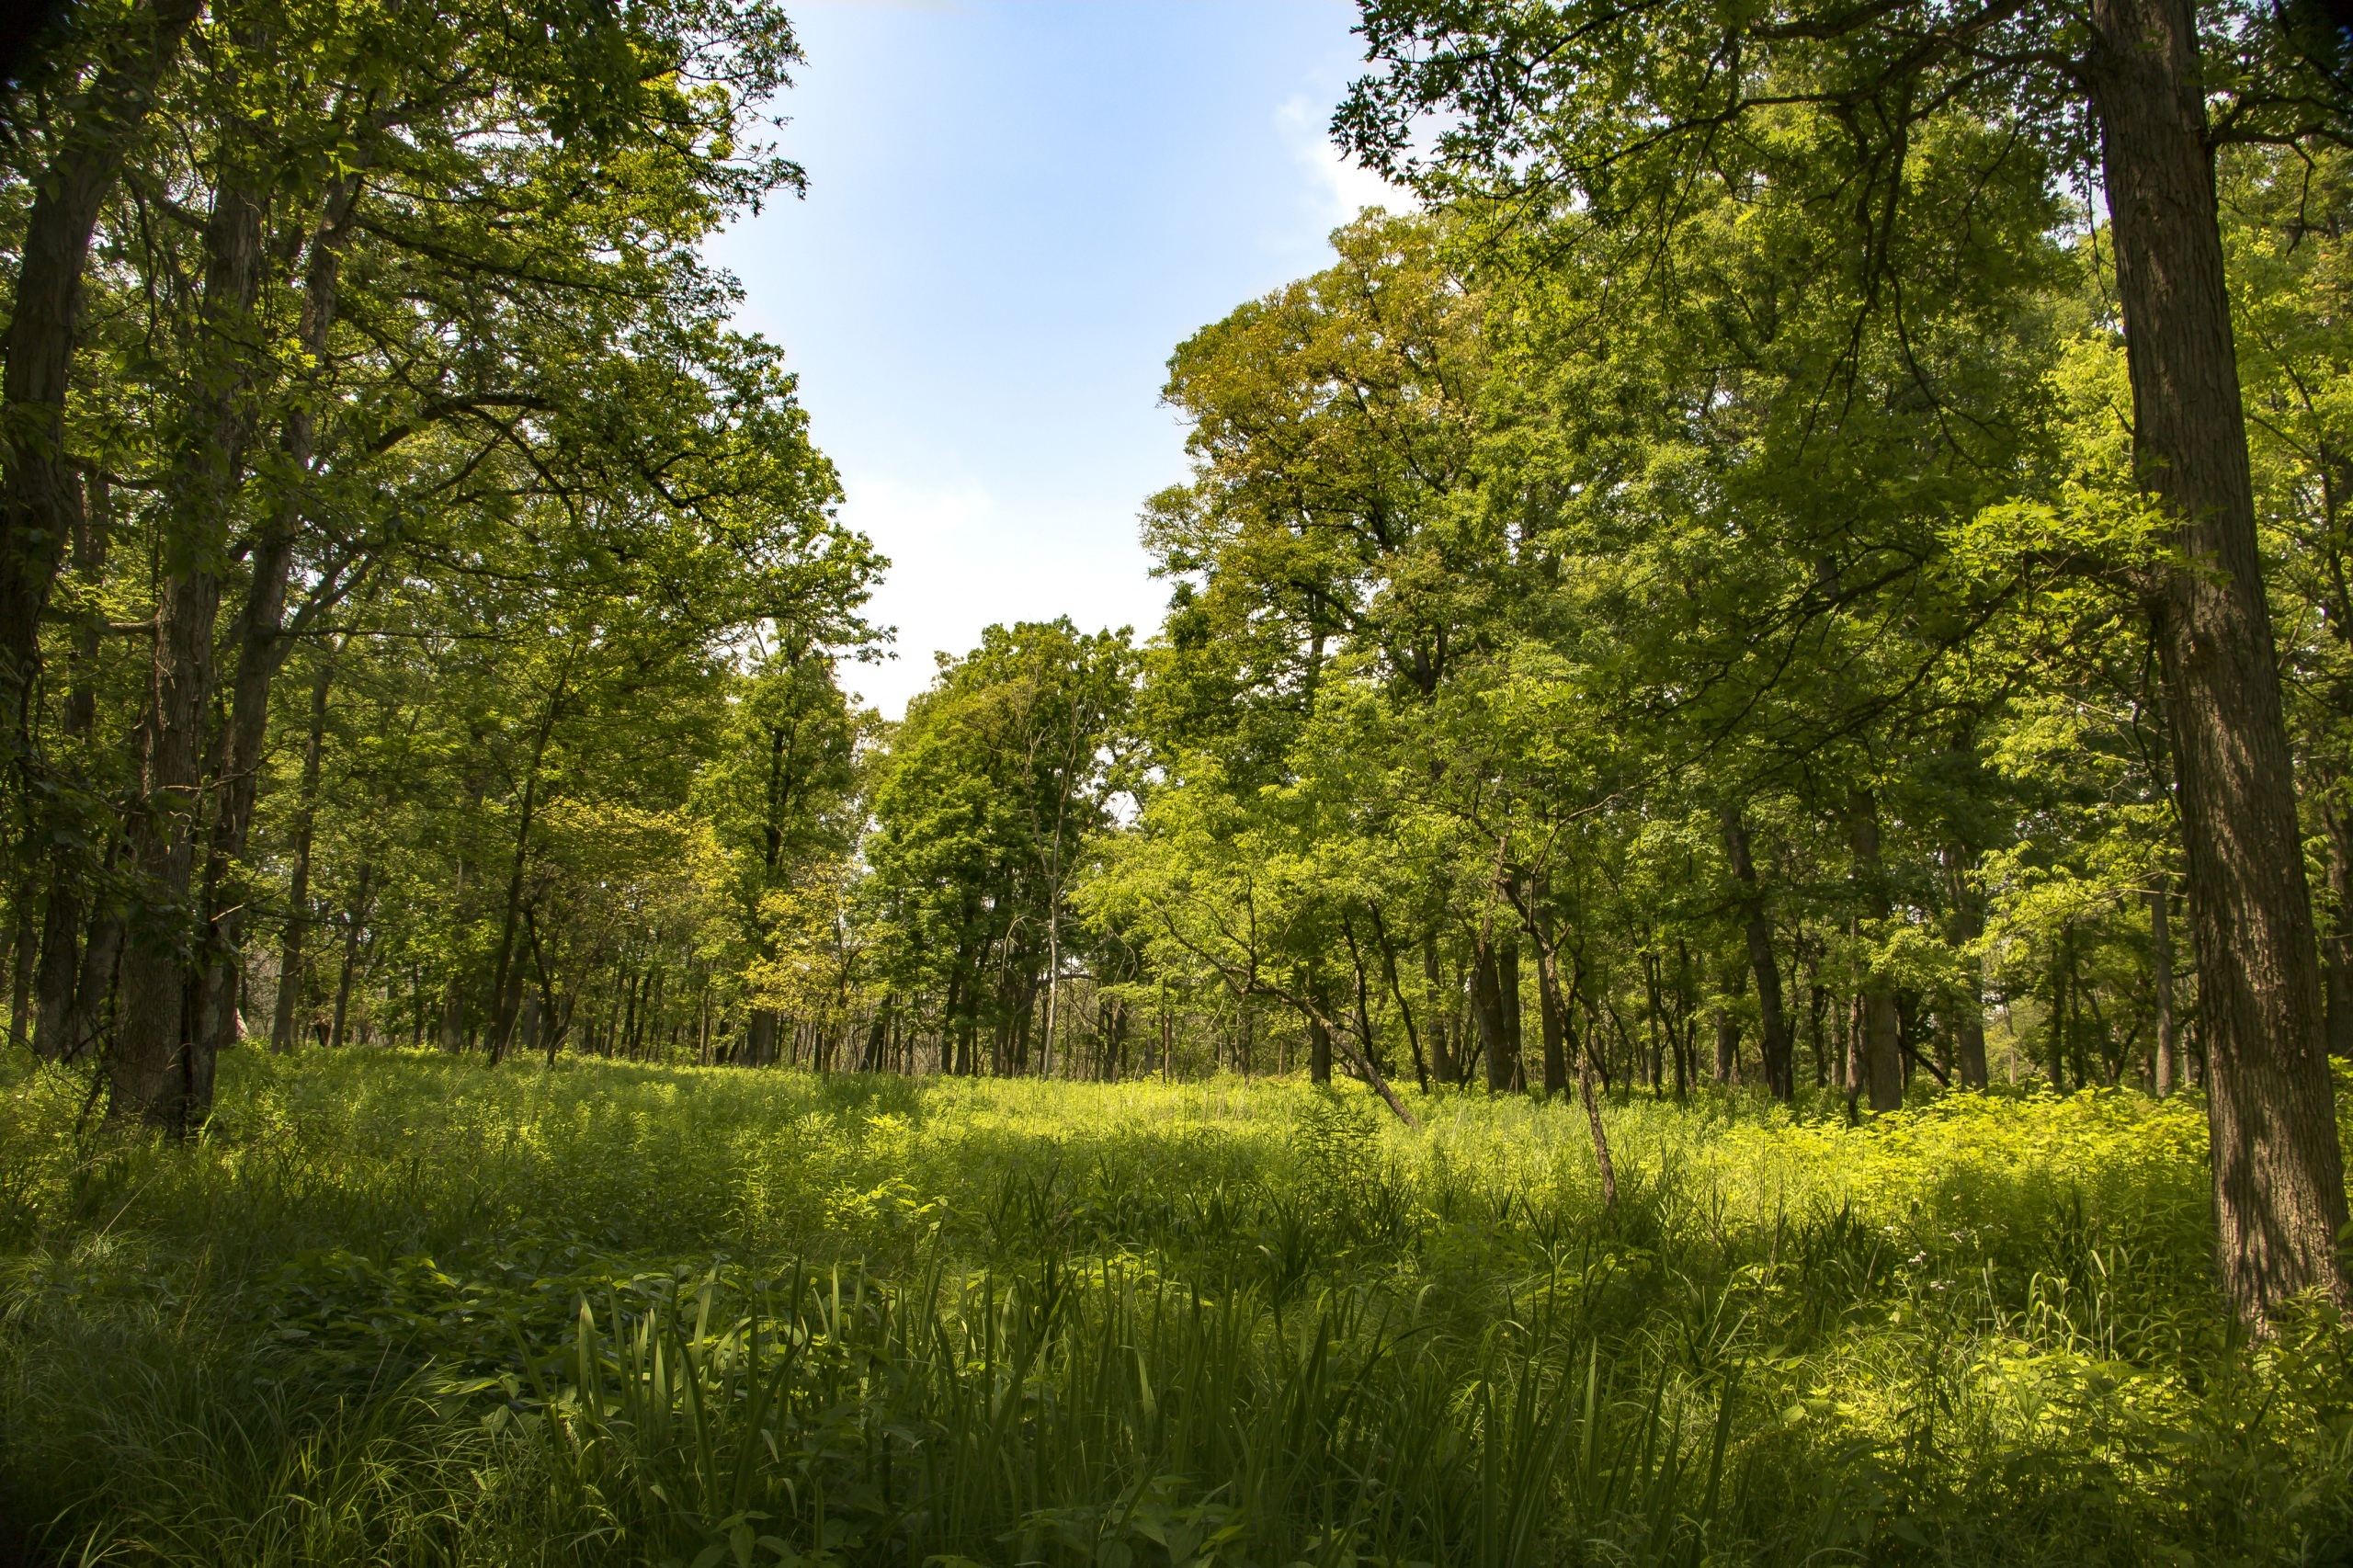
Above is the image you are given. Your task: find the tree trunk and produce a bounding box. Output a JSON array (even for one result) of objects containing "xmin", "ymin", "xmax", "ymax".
[
  {"xmin": 1847, "ymin": 790, "xmax": 1904, "ymax": 1113},
  {"xmin": 6, "ymin": 881, "xmax": 34, "ymax": 1053},
  {"xmin": 31, "ymin": 472, "xmax": 112, "ymax": 1062},
  {"xmin": 1521, "ymin": 902, "xmax": 1615, "ymax": 1206},
  {"xmin": 2085, "ymin": 0, "xmax": 2351, "ymax": 1315},
  {"xmin": 1539, "ymin": 943, "xmax": 1569, "ymax": 1097},
  {"xmin": 327, "ymin": 862, "xmax": 372, "ymax": 1051},
  {"xmin": 1366, "ymin": 901, "xmax": 1428, "ymax": 1091},
  {"xmin": 0, "ymin": 0, "xmax": 203, "ymax": 732},
  {"xmin": 1308, "ymin": 974, "xmax": 1334, "ymax": 1085},
  {"xmin": 1422, "ymin": 935, "xmax": 1457, "ymax": 1085},
  {"xmin": 1497, "ymin": 932, "xmax": 1522, "ymax": 1091},
  {"xmin": 271, "ymin": 653, "xmax": 332, "ymax": 1052},
  {"xmin": 1722, "ymin": 807, "xmax": 1793, "ymax": 1097},
  {"xmin": 1470, "ymin": 929, "xmax": 1508, "ymax": 1090},
  {"xmin": 1941, "ymin": 843, "xmax": 1991, "ymax": 1088},
  {"xmin": 190, "ymin": 173, "xmax": 365, "ymax": 1094},
  {"xmin": 2151, "ymin": 876, "xmax": 2177, "ymax": 1097},
  {"xmin": 109, "ymin": 123, "xmax": 270, "ymax": 1129},
  {"xmin": 486, "ymin": 680, "xmax": 567, "ymax": 1062},
  {"xmin": 2323, "ymin": 793, "xmax": 2353, "ymax": 1060}
]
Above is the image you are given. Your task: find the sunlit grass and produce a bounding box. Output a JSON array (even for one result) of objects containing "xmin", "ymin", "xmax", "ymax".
[{"xmin": 0, "ymin": 1049, "xmax": 2345, "ymax": 1565}]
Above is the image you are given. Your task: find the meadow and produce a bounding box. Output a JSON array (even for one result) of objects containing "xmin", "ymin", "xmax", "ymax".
[{"xmin": 0, "ymin": 1050, "xmax": 2347, "ymax": 1567}]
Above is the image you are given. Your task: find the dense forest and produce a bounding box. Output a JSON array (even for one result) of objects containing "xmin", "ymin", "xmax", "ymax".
[{"xmin": 4, "ymin": 0, "xmax": 2353, "ymax": 1562}]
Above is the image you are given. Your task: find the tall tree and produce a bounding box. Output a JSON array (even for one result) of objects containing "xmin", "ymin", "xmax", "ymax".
[{"xmin": 1339, "ymin": 0, "xmax": 2351, "ymax": 1318}]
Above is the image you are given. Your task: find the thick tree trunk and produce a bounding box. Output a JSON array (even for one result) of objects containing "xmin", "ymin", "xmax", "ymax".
[
  {"xmin": 1847, "ymin": 790, "xmax": 1904, "ymax": 1113},
  {"xmin": 110, "ymin": 563, "xmax": 229, "ymax": 1124},
  {"xmin": 271, "ymin": 655, "xmax": 332, "ymax": 1052},
  {"xmin": 0, "ymin": 0, "xmax": 202, "ymax": 730},
  {"xmin": 109, "ymin": 131, "xmax": 269, "ymax": 1129},
  {"xmin": 1713, "ymin": 1006, "xmax": 1738, "ymax": 1085},
  {"xmin": 2086, "ymin": 0, "xmax": 2350, "ymax": 1314}
]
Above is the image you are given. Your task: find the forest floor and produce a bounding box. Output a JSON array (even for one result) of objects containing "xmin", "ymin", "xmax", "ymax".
[{"xmin": 0, "ymin": 1051, "xmax": 2347, "ymax": 1567}]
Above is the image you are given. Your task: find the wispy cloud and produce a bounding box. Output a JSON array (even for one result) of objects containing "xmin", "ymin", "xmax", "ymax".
[{"xmin": 1277, "ymin": 94, "xmax": 1407, "ymax": 227}]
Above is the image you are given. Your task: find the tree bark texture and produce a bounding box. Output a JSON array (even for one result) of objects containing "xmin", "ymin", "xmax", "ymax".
[{"xmin": 2086, "ymin": 0, "xmax": 2350, "ymax": 1313}]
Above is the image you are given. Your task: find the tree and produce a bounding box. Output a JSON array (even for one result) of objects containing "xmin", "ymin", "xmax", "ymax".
[{"xmin": 1339, "ymin": 0, "xmax": 2351, "ymax": 1319}]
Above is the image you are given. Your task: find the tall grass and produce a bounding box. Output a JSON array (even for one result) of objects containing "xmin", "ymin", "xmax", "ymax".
[{"xmin": 0, "ymin": 1049, "xmax": 2346, "ymax": 1565}]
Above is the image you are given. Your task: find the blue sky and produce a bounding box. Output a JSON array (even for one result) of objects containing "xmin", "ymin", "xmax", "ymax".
[{"xmin": 706, "ymin": 0, "xmax": 1399, "ymax": 717}]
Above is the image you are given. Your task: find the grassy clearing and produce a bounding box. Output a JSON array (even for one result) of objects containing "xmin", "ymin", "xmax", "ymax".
[{"xmin": 0, "ymin": 1051, "xmax": 2347, "ymax": 1566}]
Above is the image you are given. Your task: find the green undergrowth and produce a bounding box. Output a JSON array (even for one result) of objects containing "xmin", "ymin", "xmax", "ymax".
[{"xmin": 0, "ymin": 1050, "xmax": 2347, "ymax": 1566}]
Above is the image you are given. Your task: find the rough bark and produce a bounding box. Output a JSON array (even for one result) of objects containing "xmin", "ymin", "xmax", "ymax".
[{"xmin": 2084, "ymin": 0, "xmax": 2351, "ymax": 1313}]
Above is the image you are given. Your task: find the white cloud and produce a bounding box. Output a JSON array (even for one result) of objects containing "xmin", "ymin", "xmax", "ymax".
[
  {"xmin": 836, "ymin": 474, "xmax": 1165, "ymax": 720},
  {"xmin": 1277, "ymin": 93, "xmax": 1409, "ymax": 228}
]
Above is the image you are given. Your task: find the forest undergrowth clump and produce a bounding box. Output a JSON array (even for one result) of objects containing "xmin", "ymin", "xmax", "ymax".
[{"xmin": 0, "ymin": 1050, "xmax": 2346, "ymax": 1567}]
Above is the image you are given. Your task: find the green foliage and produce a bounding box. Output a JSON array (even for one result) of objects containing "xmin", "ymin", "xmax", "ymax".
[{"xmin": 0, "ymin": 1051, "xmax": 2347, "ymax": 1565}]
